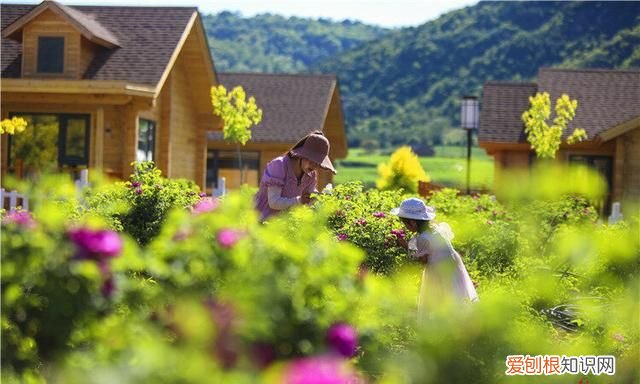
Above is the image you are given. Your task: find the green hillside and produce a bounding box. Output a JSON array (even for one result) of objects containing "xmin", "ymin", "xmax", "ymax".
[
  {"xmin": 202, "ymin": 11, "xmax": 389, "ymax": 73},
  {"xmin": 313, "ymin": 1, "xmax": 640, "ymax": 147},
  {"xmin": 202, "ymin": 3, "xmax": 639, "ymax": 148}
]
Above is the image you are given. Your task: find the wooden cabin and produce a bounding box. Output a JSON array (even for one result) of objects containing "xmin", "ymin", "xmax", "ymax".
[
  {"xmin": 479, "ymin": 68, "xmax": 640, "ymax": 213},
  {"xmin": 1, "ymin": 1, "xmax": 221, "ymax": 189},
  {"xmin": 207, "ymin": 73, "xmax": 348, "ymax": 191}
]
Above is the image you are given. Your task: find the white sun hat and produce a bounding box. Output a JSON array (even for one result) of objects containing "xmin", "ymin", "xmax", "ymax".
[{"xmin": 390, "ymin": 197, "xmax": 436, "ymax": 221}]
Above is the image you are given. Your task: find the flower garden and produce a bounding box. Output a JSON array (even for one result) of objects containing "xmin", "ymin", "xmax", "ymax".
[{"xmin": 2, "ymin": 162, "xmax": 639, "ymax": 383}]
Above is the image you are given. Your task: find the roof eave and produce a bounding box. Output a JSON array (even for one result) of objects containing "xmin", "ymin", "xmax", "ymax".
[
  {"xmin": 1, "ymin": 78, "xmax": 156, "ymax": 98},
  {"xmin": 598, "ymin": 116, "xmax": 640, "ymax": 142},
  {"xmin": 1, "ymin": 1, "xmax": 120, "ymax": 48}
]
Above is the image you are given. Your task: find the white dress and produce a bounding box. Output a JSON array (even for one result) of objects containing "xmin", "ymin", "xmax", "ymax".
[{"xmin": 408, "ymin": 223, "xmax": 478, "ymax": 319}]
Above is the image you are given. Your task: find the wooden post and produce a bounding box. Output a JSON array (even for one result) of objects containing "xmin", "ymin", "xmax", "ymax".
[
  {"xmin": 121, "ymin": 103, "xmax": 138, "ymax": 178},
  {"xmin": 95, "ymin": 107, "xmax": 105, "ymax": 170}
]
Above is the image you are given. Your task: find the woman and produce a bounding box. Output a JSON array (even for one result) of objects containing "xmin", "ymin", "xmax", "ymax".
[{"xmin": 255, "ymin": 131, "xmax": 336, "ymax": 221}]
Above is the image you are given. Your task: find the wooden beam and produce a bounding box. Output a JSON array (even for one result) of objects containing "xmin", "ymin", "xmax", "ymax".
[
  {"xmin": 94, "ymin": 107, "xmax": 104, "ymax": 170},
  {"xmin": 120, "ymin": 103, "xmax": 138, "ymax": 178},
  {"xmin": 154, "ymin": 12, "xmax": 198, "ymax": 96},
  {"xmin": 1, "ymin": 92, "xmax": 133, "ymax": 105},
  {"xmin": 613, "ymin": 137, "xmax": 625, "ymax": 202},
  {"xmin": 1, "ymin": 79, "xmax": 156, "ymax": 98}
]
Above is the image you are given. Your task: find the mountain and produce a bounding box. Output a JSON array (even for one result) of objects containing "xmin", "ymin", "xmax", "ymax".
[
  {"xmin": 201, "ymin": 11, "xmax": 389, "ymax": 73},
  {"xmin": 312, "ymin": 1, "xmax": 640, "ymax": 147},
  {"xmin": 201, "ymin": 3, "xmax": 640, "ymax": 148}
]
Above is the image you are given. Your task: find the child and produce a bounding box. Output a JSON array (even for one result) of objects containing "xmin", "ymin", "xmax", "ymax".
[
  {"xmin": 391, "ymin": 197, "xmax": 478, "ymax": 319},
  {"xmin": 255, "ymin": 131, "xmax": 336, "ymax": 221}
]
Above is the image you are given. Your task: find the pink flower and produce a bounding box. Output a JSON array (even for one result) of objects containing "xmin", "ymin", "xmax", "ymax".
[
  {"xmin": 135, "ymin": 187, "xmax": 142, "ymax": 195},
  {"xmin": 285, "ymin": 356, "xmax": 363, "ymax": 384},
  {"xmin": 337, "ymin": 233, "xmax": 348, "ymax": 241},
  {"xmin": 130, "ymin": 181, "xmax": 141, "ymax": 188},
  {"xmin": 68, "ymin": 228, "xmax": 123, "ymax": 261},
  {"xmin": 390, "ymin": 229, "xmax": 405, "ymax": 240},
  {"xmin": 199, "ymin": 192, "xmax": 207, "ymax": 197},
  {"xmin": 355, "ymin": 219, "xmax": 367, "ymax": 226},
  {"xmin": 217, "ymin": 228, "xmax": 244, "ymax": 249},
  {"xmin": 373, "ymin": 212, "xmax": 385, "ymax": 218},
  {"xmin": 3, "ymin": 210, "xmax": 36, "ymax": 229},
  {"xmin": 326, "ymin": 323, "xmax": 358, "ymax": 358},
  {"xmin": 192, "ymin": 197, "xmax": 219, "ymax": 214}
]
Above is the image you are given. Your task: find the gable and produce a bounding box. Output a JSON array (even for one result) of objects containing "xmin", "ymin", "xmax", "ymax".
[{"xmin": 1, "ymin": 3, "xmax": 199, "ymax": 87}]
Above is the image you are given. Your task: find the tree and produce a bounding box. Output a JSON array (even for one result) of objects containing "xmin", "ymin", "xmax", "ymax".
[
  {"xmin": 210, "ymin": 85, "xmax": 263, "ymax": 185},
  {"xmin": 521, "ymin": 92, "xmax": 587, "ymax": 159},
  {"xmin": 376, "ymin": 146, "xmax": 429, "ymax": 193}
]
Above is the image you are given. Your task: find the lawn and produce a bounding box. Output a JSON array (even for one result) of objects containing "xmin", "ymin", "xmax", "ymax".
[{"xmin": 334, "ymin": 146, "xmax": 494, "ymax": 191}]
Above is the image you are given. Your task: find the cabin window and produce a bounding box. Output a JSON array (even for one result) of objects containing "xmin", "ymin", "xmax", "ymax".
[
  {"xmin": 569, "ymin": 154, "xmax": 613, "ymax": 214},
  {"xmin": 136, "ymin": 119, "xmax": 156, "ymax": 162},
  {"xmin": 206, "ymin": 150, "xmax": 260, "ymax": 190},
  {"xmin": 7, "ymin": 113, "xmax": 90, "ymax": 179},
  {"xmin": 37, "ymin": 36, "xmax": 64, "ymax": 73}
]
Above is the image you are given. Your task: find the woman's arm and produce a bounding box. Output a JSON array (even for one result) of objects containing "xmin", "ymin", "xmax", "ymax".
[{"xmin": 267, "ymin": 186, "xmax": 301, "ymax": 210}]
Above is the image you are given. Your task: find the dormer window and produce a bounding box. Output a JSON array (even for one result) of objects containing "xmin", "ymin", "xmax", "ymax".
[{"xmin": 37, "ymin": 36, "xmax": 64, "ymax": 73}]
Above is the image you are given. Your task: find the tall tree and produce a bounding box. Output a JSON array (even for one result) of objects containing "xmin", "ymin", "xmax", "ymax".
[
  {"xmin": 210, "ymin": 85, "xmax": 263, "ymax": 185},
  {"xmin": 521, "ymin": 92, "xmax": 587, "ymax": 159}
]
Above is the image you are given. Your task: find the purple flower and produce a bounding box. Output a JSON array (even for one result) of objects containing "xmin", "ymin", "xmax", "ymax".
[
  {"xmin": 135, "ymin": 187, "xmax": 142, "ymax": 195},
  {"xmin": 3, "ymin": 211, "xmax": 36, "ymax": 229},
  {"xmin": 199, "ymin": 192, "xmax": 207, "ymax": 197},
  {"xmin": 390, "ymin": 229, "xmax": 406, "ymax": 240},
  {"xmin": 373, "ymin": 212, "xmax": 386, "ymax": 218},
  {"xmin": 337, "ymin": 233, "xmax": 348, "ymax": 241},
  {"xmin": 326, "ymin": 323, "xmax": 358, "ymax": 358},
  {"xmin": 130, "ymin": 181, "xmax": 141, "ymax": 188},
  {"xmin": 68, "ymin": 228, "xmax": 123, "ymax": 261},
  {"xmin": 355, "ymin": 219, "xmax": 367, "ymax": 226},
  {"xmin": 217, "ymin": 228, "xmax": 244, "ymax": 249},
  {"xmin": 191, "ymin": 197, "xmax": 219, "ymax": 214},
  {"xmin": 285, "ymin": 356, "xmax": 363, "ymax": 384}
]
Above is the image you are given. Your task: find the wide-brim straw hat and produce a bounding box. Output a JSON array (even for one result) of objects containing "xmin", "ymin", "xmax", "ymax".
[
  {"xmin": 390, "ymin": 197, "xmax": 436, "ymax": 221},
  {"xmin": 290, "ymin": 133, "xmax": 337, "ymax": 174}
]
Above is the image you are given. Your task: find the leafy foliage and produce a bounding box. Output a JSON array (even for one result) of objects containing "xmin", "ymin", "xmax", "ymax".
[
  {"xmin": 83, "ymin": 161, "xmax": 202, "ymax": 246},
  {"xmin": 211, "ymin": 85, "xmax": 263, "ymax": 146},
  {"xmin": 522, "ymin": 92, "xmax": 587, "ymax": 159},
  {"xmin": 313, "ymin": 2, "xmax": 640, "ymax": 147},
  {"xmin": 1, "ymin": 164, "xmax": 639, "ymax": 383},
  {"xmin": 203, "ymin": 11, "xmax": 388, "ymax": 73},
  {"xmin": 0, "ymin": 117, "xmax": 27, "ymax": 135},
  {"xmin": 376, "ymin": 146, "xmax": 429, "ymax": 193}
]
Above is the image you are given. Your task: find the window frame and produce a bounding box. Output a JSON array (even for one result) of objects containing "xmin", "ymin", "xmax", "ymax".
[
  {"xmin": 36, "ymin": 35, "xmax": 65, "ymax": 74},
  {"xmin": 7, "ymin": 112, "xmax": 91, "ymax": 170},
  {"xmin": 206, "ymin": 149, "xmax": 261, "ymax": 189},
  {"xmin": 136, "ymin": 118, "xmax": 157, "ymax": 162}
]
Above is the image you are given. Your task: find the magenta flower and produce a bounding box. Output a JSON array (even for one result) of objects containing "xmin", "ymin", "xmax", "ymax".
[
  {"xmin": 326, "ymin": 323, "xmax": 358, "ymax": 358},
  {"xmin": 285, "ymin": 356, "xmax": 362, "ymax": 384},
  {"xmin": 337, "ymin": 233, "xmax": 348, "ymax": 241},
  {"xmin": 373, "ymin": 212, "xmax": 385, "ymax": 218},
  {"xmin": 135, "ymin": 187, "xmax": 143, "ymax": 195},
  {"xmin": 199, "ymin": 192, "xmax": 207, "ymax": 197},
  {"xmin": 3, "ymin": 210, "xmax": 36, "ymax": 229},
  {"xmin": 68, "ymin": 228, "xmax": 123, "ymax": 261},
  {"xmin": 390, "ymin": 229, "xmax": 406, "ymax": 240},
  {"xmin": 130, "ymin": 181, "xmax": 141, "ymax": 188},
  {"xmin": 217, "ymin": 228, "xmax": 244, "ymax": 249},
  {"xmin": 192, "ymin": 197, "xmax": 219, "ymax": 214},
  {"xmin": 355, "ymin": 219, "xmax": 367, "ymax": 226}
]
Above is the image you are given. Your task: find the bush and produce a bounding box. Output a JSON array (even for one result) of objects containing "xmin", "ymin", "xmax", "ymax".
[
  {"xmin": 83, "ymin": 161, "xmax": 202, "ymax": 246},
  {"xmin": 376, "ymin": 146, "xmax": 429, "ymax": 193}
]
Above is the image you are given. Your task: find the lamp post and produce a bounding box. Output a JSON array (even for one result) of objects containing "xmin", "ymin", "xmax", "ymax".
[{"xmin": 461, "ymin": 96, "xmax": 479, "ymax": 195}]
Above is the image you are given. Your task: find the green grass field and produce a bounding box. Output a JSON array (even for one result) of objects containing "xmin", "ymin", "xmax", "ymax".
[{"xmin": 334, "ymin": 146, "xmax": 494, "ymax": 191}]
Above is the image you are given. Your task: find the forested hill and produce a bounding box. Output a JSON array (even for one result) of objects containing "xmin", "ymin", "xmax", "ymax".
[
  {"xmin": 313, "ymin": 1, "xmax": 640, "ymax": 147},
  {"xmin": 202, "ymin": 3, "xmax": 640, "ymax": 148},
  {"xmin": 201, "ymin": 11, "xmax": 389, "ymax": 73}
]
